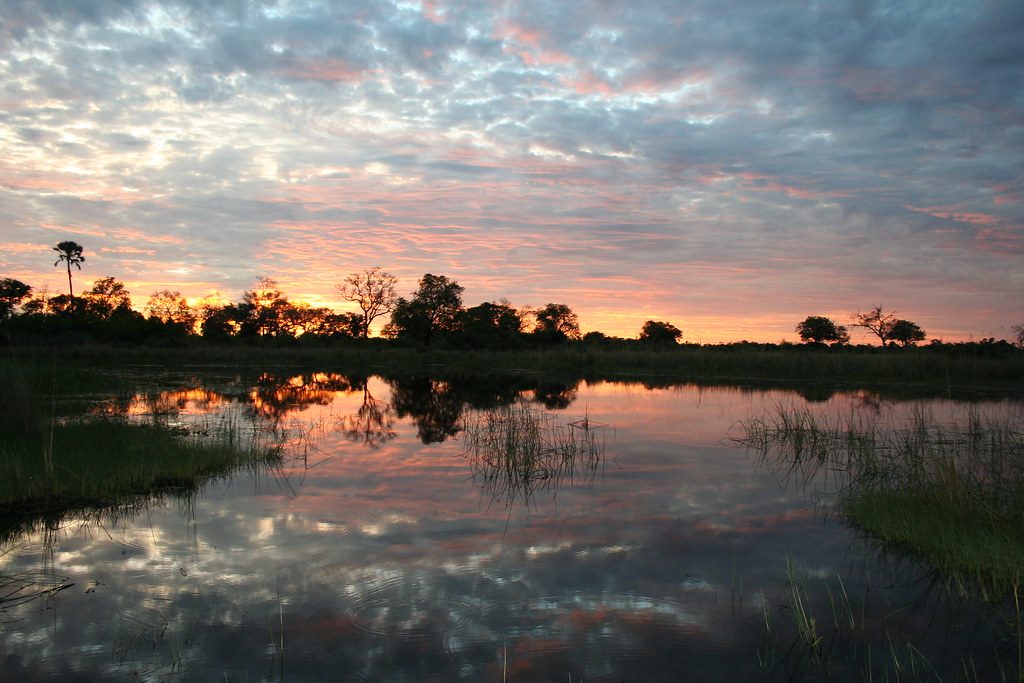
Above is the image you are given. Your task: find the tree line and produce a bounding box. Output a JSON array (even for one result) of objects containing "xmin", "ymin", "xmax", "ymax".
[{"xmin": 1, "ymin": 240, "xmax": 1022, "ymax": 351}]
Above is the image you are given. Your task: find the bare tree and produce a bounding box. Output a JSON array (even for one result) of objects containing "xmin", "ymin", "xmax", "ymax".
[
  {"xmin": 337, "ymin": 267, "xmax": 398, "ymax": 338},
  {"xmin": 852, "ymin": 305, "xmax": 898, "ymax": 345},
  {"xmin": 1013, "ymin": 323, "xmax": 1024, "ymax": 349}
]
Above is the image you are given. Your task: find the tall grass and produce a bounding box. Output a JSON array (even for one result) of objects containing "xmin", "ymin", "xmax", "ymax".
[
  {"xmin": 737, "ymin": 405, "xmax": 1024, "ymax": 595},
  {"xmin": 0, "ymin": 355, "xmax": 284, "ymax": 537},
  {"xmin": 9, "ymin": 343, "xmax": 1023, "ymax": 393},
  {"xmin": 459, "ymin": 401, "xmax": 609, "ymax": 509}
]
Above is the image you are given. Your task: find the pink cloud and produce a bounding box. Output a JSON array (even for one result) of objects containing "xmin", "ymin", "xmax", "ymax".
[
  {"xmin": 0, "ymin": 171, "xmax": 147, "ymax": 204},
  {"xmin": 495, "ymin": 19, "xmax": 574, "ymax": 67},
  {"xmin": 905, "ymin": 204, "xmax": 1000, "ymax": 225},
  {"xmin": 275, "ymin": 56, "xmax": 365, "ymax": 83},
  {"xmin": 734, "ymin": 172, "xmax": 852, "ymax": 201},
  {"xmin": 562, "ymin": 68, "xmax": 616, "ymax": 96}
]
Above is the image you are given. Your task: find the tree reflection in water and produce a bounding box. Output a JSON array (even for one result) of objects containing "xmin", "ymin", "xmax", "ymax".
[
  {"xmin": 336, "ymin": 378, "xmax": 395, "ymax": 449},
  {"xmin": 388, "ymin": 376, "xmax": 465, "ymax": 443},
  {"xmin": 248, "ymin": 372, "xmax": 366, "ymax": 423}
]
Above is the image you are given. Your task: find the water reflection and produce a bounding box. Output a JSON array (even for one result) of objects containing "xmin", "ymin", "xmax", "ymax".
[
  {"xmin": 337, "ymin": 379, "xmax": 395, "ymax": 449},
  {"xmin": 2, "ymin": 374, "xmax": 1021, "ymax": 681}
]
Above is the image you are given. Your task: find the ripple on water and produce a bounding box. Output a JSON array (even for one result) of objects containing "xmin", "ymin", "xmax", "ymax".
[{"xmin": 347, "ymin": 579, "xmax": 482, "ymax": 639}]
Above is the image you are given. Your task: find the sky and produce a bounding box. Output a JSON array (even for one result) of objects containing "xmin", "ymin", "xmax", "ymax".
[{"xmin": 0, "ymin": 0, "xmax": 1021, "ymax": 342}]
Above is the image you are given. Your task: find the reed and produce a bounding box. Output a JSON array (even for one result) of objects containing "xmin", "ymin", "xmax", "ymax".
[
  {"xmin": 459, "ymin": 401, "xmax": 608, "ymax": 508},
  {"xmin": 737, "ymin": 405, "xmax": 1024, "ymax": 595}
]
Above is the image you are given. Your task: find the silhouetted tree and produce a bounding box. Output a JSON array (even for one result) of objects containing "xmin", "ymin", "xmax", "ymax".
[
  {"xmin": 1013, "ymin": 323, "xmax": 1024, "ymax": 349},
  {"xmin": 639, "ymin": 320, "xmax": 683, "ymax": 345},
  {"xmin": 337, "ymin": 267, "xmax": 398, "ymax": 338},
  {"xmin": 0, "ymin": 278, "xmax": 31, "ymax": 319},
  {"xmin": 456, "ymin": 301, "xmax": 525, "ymax": 349},
  {"xmin": 201, "ymin": 304, "xmax": 243, "ymax": 340},
  {"xmin": 239, "ymin": 277, "xmax": 289, "ymax": 337},
  {"xmin": 385, "ymin": 273, "xmax": 464, "ymax": 346},
  {"xmin": 888, "ymin": 319, "xmax": 925, "ymax": 347},
  {"xmin": 795, "ymin": 316, "xmax": 849, "ymax": 345},
  {"xmin": 52, "ymin": 240, "xmax": 84, "ymax": 312},
  {"xmin": 146, "ymin": 290, "xmax": 198, "ymax": 332},
  {"xmin": 315, "ymin": 311, "xmax": 363, "ymax": 338},
  {"xmin": 532, "ymin": 303, "xmax": 580, "ymax": 342},
  {"xmin": 83, "ymin": 276, "xmax": 132, "ymax": 319},
  {"xmin": 852, "ymin": 305, "xmax": 898, "ymax": 345}
]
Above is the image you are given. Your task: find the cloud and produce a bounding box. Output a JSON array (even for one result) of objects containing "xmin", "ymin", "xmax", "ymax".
[{"xmin": 0, "ymin": 0, "xmax": 1020, "ymax": 341}]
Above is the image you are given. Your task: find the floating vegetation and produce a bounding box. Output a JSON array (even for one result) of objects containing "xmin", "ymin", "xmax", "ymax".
[
  {"xmin": 735, "ymin": 404, "xmax": 1024, "ymax": 596},
  {"xmin": 459, "ymin": 401, "xmax": 610, "ymax": 509}
]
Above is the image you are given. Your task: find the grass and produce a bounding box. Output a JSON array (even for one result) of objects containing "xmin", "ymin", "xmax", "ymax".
[
  {"xmin": 762, "ymin": 553, "xmax": 1024, "ymax": 682},
  {"xmin": 0, "ymin": 352, "xmax": 284, "ymax": 543},
  {"xmin": 0, "ymin": 415, "xmax": 282, "ymax": 520},
  {"xmin": 737, "ymin": 405, "xmax": 1024, "ymax": 597},
  {"xmin": 459, "ymin": 401, "xmax": 609, "ymax": 509},
  {"xmin": 7, "ymin": 342, "xmax": 1023, "ymax": 396}
]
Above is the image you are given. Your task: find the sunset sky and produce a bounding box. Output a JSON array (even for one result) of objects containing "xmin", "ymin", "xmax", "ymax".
[{"xmin": 1, "ymin": 0, "xmax": 1021, "ymax": 342}]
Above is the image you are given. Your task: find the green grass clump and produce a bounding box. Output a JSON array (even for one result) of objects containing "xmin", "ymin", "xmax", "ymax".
[
  {"xmin": 0, "ymin": 355, "xmax": 282, "ymax": 530},
  {"xmin": 846, "ymin": 490, "xmax": 1024, "ymax": 593},
  {"xmin": 0, "ymin": 416, "xmax": 282, "ymax": 519},
  {"xmin": 737, "ymin": 406, "xmax": 1024, "ymax": 596}
]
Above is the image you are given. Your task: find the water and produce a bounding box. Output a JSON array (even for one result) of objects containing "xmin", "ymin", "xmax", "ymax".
[{"xmin": 1, "ymin": 371, "xmax": 1020, "ymax": 681}]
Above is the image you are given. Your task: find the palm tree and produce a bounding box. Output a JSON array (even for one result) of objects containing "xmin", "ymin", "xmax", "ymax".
[{"xmin": 53, "ymin": 240, "xmax": 85, "ymax": 312}]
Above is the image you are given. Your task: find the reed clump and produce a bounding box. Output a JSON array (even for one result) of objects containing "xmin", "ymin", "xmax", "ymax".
[
  {"xmin": 460, "ymin": 401, "xmax": 608, "ymax": 508},
  {"xmin": 737, "ymin": 405, "xmax": 1024, "ymax": 595}
]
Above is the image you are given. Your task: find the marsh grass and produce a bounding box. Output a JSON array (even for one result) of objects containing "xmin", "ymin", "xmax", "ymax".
[
  {"xmin": 10, "ymin": 343, "xmax": 1023, "ymax": 394},
  {"xmin": 737, "ymin": 405, "xmax": 1024, "ymax": 596},
  {"xmin": 459, "ymin": 401, "xmax": 609, "ymax": 509},
  {"xmin": 0, "ymin": 414, "xmax": 283, "ymax": 520},
  {"xmin": 0, "ymin": 354, "xmax": 284, "ymax": 538}
]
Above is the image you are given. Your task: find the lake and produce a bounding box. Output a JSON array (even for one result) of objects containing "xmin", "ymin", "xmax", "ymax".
[{"xmin": 1, "ymin": 369, "xmax": 1020, "ymax": 681}]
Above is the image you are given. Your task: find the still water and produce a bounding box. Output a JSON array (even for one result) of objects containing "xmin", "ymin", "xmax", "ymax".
[{"xmin": 1, "ymin": 371, "xmax": 1020, "ymax": 681}]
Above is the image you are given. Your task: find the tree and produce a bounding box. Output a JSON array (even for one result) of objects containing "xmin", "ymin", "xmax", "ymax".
[
  {"xmin": 852, "ymin": 305, "xmax": 898, "ymax": 346},
  {"xmin": 639, "ymin": 320, "xmax": 683, "ymax": 345},
  {"xmin": 532, "ymin": 303, "xmax": 581, "ymax": 342},
  {"xmin": 53, "ymin": 240, "xmax": 85, "ymax": 312},
  {"xmin": 0, "ymin": 278, "xmax": 32, "ymax": 319},
  {"xmin": 456, "ymin": 301, "xmax": 524, "ymax": 349},
  {"xmin": 795, "ymin": 315, "xmax": 849, "ymax": 345},
  {"xmin": 146, "ymin": 290, "xmax": 198, "ymax": 332},
  {"xmin": 888, "ymin": 319, "xmax": 925, "ymax": 347},
  {"xmin": 1011, "ymin": 323, "xmax": 1024, "ymax": 349},
  {"xmin": 386, "ymin": 273, "xmax": 464, "ymax": 346},
  {"xmin": 239, "ymin": 277, "xmax": 288, "ymax": 337},
  {"xmin": 337, "ymin": 267, "xmax": 398, "ymax": 338},
  {"xmin": 314, "ymin": 311, "xmax": 363, "ymax": 338},
  {"xmin": 83, "ymin": 276, "xmax": 132, "ymax": 319},
  {"xmin": 201, "ymin": 304, "xmax": 243, "ymax": 340}
]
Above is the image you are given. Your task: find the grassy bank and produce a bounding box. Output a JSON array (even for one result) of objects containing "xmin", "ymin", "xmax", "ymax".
[
  {"xmin": 0, "ymin": 357, "xmax": 282, "ymax": 535},
  {"xmin": 738, "ymin": 407, "xmax": 1024, "ymax": 596},
  {"xmin": 1, "ymin": 417, "xmax": 281, "ymax": 519},
  {"xmin": 7, "ymin": 342, "xmax": 1023, "ymax": 395}
]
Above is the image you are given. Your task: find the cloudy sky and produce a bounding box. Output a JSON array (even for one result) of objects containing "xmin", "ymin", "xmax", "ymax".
[{"xmin": 1, "ymin": 0, "xmax": 1021, "ymax": 341}]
